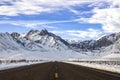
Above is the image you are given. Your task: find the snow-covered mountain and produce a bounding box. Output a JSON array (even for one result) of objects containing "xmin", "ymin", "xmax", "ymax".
[
  {"xmin": 100, "ymin": 38, "xmax": 120, "ymax": 61},
  {"xmin": 69, "ymin": 32, "xmax": 120, "ymax": 60},
  {"xmin": 0, "ymin": 32, "xmax": 24, "ymax": 51},
  {"xmin": 24, "ymin": 29, "xmax": 70, "ymax": 51},
  {"xmin": 70, "ymin": 32, "xmax": 120, "ymax": 51},
  {"xmin": 0, "ymin": 29, "xmax": 120, "ymax": 60},
  {"xmin": 9, "ymin": 29, "xmax": 70, "ymax": 51},
  {"xmin": 0, "ymin": 29, "xmax": 87, "ymax": 60}
]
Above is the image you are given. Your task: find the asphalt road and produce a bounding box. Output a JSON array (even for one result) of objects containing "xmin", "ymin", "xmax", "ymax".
[{"xmin": 0, "ymin": 62, "xmax": 120, "ymax": 80}]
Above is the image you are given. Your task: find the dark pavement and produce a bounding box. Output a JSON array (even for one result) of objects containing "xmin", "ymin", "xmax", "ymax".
[{"xmin": 0, "ymin": 62, "xmax": 120, "ymax": 80}]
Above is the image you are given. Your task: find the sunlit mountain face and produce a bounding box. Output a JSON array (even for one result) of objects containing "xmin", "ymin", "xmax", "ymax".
[{"xmin": 0, "ymin": 29, "xmax": 120, "ymax": 61}]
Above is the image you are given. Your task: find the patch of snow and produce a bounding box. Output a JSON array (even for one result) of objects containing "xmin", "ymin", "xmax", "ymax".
[
  {"xmin": 65, "ymin": 62, "xmax": 120, "ymax": 73},
  {"xmin": 101, "ymin": 54, "xmax": 120, "ymax": 61},
  {"xmin": 0, "ymin": 50, "xmax": 90, "ymax": 61},
  {"xmin": 0, "ymin": 61, "xmax": 47, "ymax": 71}
]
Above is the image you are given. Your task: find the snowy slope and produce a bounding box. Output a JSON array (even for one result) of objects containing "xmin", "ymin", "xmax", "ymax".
[
  {"xmin": 0, "ymin": 29, "xmax": 89, "ymax": 60},
  {"xmin": 70, "ymin": 32, "xmax": 120, "ymax": 51},
  {"xmin": 10, "ymin": 29, "xmax": 70, "ymax": 51},
  {"xmin": 0, "ymin": 49, "xmax": 89, "ymax": 60},
  {"xmin": 24, "ymin": 29, "xmax": 70, "ymax": 51},
  {"xmin": 100, "ymin": 38, "xmax": 120, "ymax": 61},
  {"xmin": 0, "ymin": 33, "xmax": 24, "ymax": 51},
  {"xmin": 0, "ymin": 61, "xmax": 47, "ymax": 70},
  {"xmin": 0, "ymin": 29, "xmax": 120, "ymax": 61},
  {"xmin": 68, "ymin": 32, "xmax": 120, "ymax": 61}
]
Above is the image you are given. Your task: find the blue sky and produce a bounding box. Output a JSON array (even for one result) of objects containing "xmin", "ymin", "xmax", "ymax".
[{"xmin": 0, "ymin": 0, "xmax": 120, "ymax": 40}]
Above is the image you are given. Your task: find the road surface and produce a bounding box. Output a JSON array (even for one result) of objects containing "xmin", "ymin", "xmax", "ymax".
[{"xmin": 0, "ymin": 62, "xmax": 120, "ymax": 80}]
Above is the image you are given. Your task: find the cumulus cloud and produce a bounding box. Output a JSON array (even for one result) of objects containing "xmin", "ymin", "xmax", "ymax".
[{"xmin": 77, "ymin": 0, "xmax": 120, "ymax": 33}]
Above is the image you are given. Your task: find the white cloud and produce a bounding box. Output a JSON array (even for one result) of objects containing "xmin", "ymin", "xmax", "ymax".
[
  {"xmin": 0, "ymin": 0, "xmax": 105, "ymax": 16},
  {"xmin": 51, "ymin": 28, "xmax": 103, "ymax": 40},
  {"xmin": 51, "ymin": 31, "xmax": 65, "ymax": 34},
  {"xmin": 77, "ymin": 0, "xmax": 120, "ymax": 33},
  {"xmin": 0, "ymin": 0, "xmax": 119, "ymax": 40},
  {"xmin": 0, "ymin": 6, "xmax": 18, "ymax": 16},
  {"xmin": 0, "ymin": 20, "xmax": 75, "ymax": 28},
  {"xmin": 67, "ymin": 28, "xmax": 102, "ymax": 39},
  {"xmin": 66, "ymin": 6, "xmax": 80, "ymax": 15},
  {"xmin": 109, "ymin": 0, "xmax": 120, "ymax": 8}
]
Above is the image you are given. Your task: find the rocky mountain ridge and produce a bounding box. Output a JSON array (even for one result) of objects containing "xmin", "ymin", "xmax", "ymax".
[
  {"xmin": 0, "ymin": 29, "xmax": 120, "ymax": 60},
  {"xmin": 0, "ymin": 29, "xmax": 120, "ymax": 53},
  {"xmin": 69, "ymin": 32, "xmax": 120, "ymax": 52}
]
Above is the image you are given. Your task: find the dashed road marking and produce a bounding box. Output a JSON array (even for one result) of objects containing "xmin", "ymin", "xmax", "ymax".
[{"xmin": 54, "ymin": 72, "xmax": 59, "ymax": 79}]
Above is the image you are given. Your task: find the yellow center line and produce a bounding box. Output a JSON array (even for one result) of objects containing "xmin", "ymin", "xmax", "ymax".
[{"xmin": 54, "ymin": 72, "xmax": 59, "ymax": 79}]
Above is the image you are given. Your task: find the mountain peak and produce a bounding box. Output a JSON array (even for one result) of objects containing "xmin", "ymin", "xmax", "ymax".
[
  {"xmin": 39, "ymin": 29, "xmax": 49, "ymax": 36},
  {"xmin": 11, "ymin": 32, "xmax": 20, "ymax": 38},
  {"xmin": 41, "ymin": 29, "xmax": 48, "ymax": 32},
  {"xmin": 27, "ymin": 30, "xmax": 39, "ymax": 35}
]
